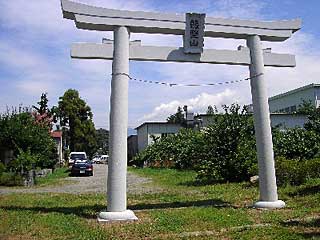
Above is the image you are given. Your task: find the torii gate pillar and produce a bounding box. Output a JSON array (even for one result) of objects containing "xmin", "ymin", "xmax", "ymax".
[
  {"xmin": 98, "ymin": 26, "xmax": 138, "ymax": 221},
  {"xmin": 247, "ymin": 35, "xmax": 285, "ymax": 208}
]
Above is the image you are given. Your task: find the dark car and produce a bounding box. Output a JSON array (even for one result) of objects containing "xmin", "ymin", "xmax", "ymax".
[{"xmin": 71, "ymin": 160, "xmax": 93, "ymax": 176}]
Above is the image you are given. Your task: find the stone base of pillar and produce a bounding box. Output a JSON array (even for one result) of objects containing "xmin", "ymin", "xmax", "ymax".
[
  {"xmin": 253, "ymin": 200, "xmax": 285, "ymax": 209},
  {"xmin": 98, "ymin": 210, "xmax": 138, "ymax": 222}
]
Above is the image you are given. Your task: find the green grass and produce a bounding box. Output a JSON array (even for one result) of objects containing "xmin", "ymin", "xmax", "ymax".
[
  {"xmin": 0, "ymin": 167, "xmax": 319, "ymax": 239},
  {"xmin": 35, "ymin": 167, "xmax": 70, "ymax": 187}
]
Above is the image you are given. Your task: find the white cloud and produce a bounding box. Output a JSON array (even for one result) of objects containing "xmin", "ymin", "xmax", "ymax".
[
  {"xmin": 208, "ymin": 0, "xmax": 266, "ymax": 19},
  {"xmin": 77, "ymin": 0, "xmax": 149, "ymax": 11},
  {"xmin": 0, "ymin": 0, "xmax": 68, "ymax": 33},
  {"xmin": 139, "ymin": 89, "xmax": 244, "ymax": 123},
  {"xmin": 0, "ymin": 39, "xmax": 64, "ymax": 95},
  {"xmin": 71, "ymin": 59, "xmax": 112, "ymax": 79},
  {"xmin": 0, "ymin": 41, "xmax": 45, "ymax": 70},
  {"xmin": 0, "ymin": 0, "xmax": 151, "ymax": 39},
  {"xmin": 263, "ymin": 31, "xmax": 320, "ymax": 96},
  {"xmin": 16, "ymin": 79, "xmax": 55, "ymax": 96}
]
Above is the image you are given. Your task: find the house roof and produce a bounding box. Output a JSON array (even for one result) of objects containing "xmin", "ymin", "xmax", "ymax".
[
  {"xmin": 50, "ymin": 131, "xmax": 62, "ymax": 138},
  {"xmin": 127, "ymin": 135, "xmax": 137, "ymax": 140},
  {"xmin": 196, "ymin": 112, "xmax": 307, "ymax": 118},
  {"xmin": 269, "ymin": 83, "xmax": 320, "ymax": 101},
  {"xmin": 135, "ymin": 122, "xmax": 181, "ymax": 130}
]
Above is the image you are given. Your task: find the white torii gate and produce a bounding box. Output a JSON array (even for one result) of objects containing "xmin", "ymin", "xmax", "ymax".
[{"xmin": 60, "ymin": 0, "xmax": 301, "ymax": 221}]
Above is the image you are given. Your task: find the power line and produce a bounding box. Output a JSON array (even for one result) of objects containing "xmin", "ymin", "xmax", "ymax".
[{"xmin": 111, "ymin": 73, "xmax": 263, "ymax": 87}]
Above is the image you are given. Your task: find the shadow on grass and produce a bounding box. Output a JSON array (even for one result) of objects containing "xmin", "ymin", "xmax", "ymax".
[
  {"xmin": 281, "ymin": 217, "xmax": 320, "ymax": 239},
  {"xmin": 179, "ymin": 179, "xmax": 254, "ymax": 188},
  {"xmin": 3, "ymin": 198, "xmax": 234, "ymax": 218},
  {"xmin": 178, "ymin": 179, "xmax": 225, "ymax": 187},
  {"xmin": 298, "ymin": 232, "xmax": 320, "ymax": 239},
  {"xmin": 288, "ymin": 185, "xmax": 320, "ymax": 197},
  {"xmin": 2, "ymin": 204, "xmax": 104, "ymax": 219},
  {"xmin": 281, "ymin": 217, "xmax": 320, "ymax": 228},
  {"xmin": 129, "ymin": 198, "xmax": 235, "ymax": 211}
]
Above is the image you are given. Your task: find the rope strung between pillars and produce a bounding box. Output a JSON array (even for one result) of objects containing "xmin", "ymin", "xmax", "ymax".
[{"xmin": 111, "ymin": 73, "xmax": 264, "ymax": 87}]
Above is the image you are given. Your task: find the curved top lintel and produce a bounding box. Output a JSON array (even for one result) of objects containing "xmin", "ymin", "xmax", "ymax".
[{"xmin": 61, "ymin": 0, "xmax": 301, "ymax": 39}]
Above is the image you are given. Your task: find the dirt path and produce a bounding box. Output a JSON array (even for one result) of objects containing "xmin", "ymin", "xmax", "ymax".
[{"xmin": 0, "ymin": 164, "xmax": 161, "ymax": 195}]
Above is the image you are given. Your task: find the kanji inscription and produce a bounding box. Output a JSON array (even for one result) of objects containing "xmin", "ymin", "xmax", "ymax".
[{"xmin": 184, "ymin": 13, "xmax": 205, "ymax": 54}]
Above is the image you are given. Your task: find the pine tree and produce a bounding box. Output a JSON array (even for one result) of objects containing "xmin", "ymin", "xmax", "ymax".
[{"xmin": 57, "ymin": 89, "xmax": 97, "ymax": 158}]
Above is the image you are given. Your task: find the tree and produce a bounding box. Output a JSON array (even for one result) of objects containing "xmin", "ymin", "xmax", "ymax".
[
  {"xmin": 0, "ymin": 107, "xmax": 57, "ymax": 172},
  {"xmin": 96, "ymin": 128, "xmax": 109, "ymax": 155},
  {"xmin": 304, "ymin": 110, "xmax": 320, "ymax": 135},
  {"xmin": 33, "ymin": 93, "xmax": 49, "ymax": 115},
  {"xmin": 167, "ymin": 106, "xmax": 185, "ymax": 124},
  {"xmin": 273, "ymin": 127, "xmax": 320, "ymax": 160},
  {"xmin": 206, "ymin": 105, "xmax": 216, "ymax": 115},
  {"xmin": 136, "ymin": 103, "xmax": 257, "ymax": 182},
  {"xmin": 133, "ymin": 128, "xmax": 206, "ymax": 168},
  {"xmin": 32, "ymin": 93, "xmax": 53, "ymax": 129},
  {"xmin": 56, "ymin": 89, "xmax": 97, "ymax": 158},
  {"xmin": 297, "ymin": 100, "xmax": 315, "ymax": 115},
  {"xmin": 198, "ymin": 104, "xmax": 256, "ymax": 182}
]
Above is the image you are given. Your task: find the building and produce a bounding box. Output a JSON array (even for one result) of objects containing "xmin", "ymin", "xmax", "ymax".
[
  {"xmin": 136, "ymin": 122, "xmax": 182, "ymax": 152},
  {"xmin": 196, "ymin": 113, "xmax": 308, "ymax": 130},
  {"xmin": 127, "ymin": 135, "xmax": 138, "ymax": 161},
  {"xmin": 0, "ymin": 150, "xmax": 14, "ymax": 165},
  {"xmin": 50, "ymin": 131, "xmax": 63, "ymax": 165},
  {"xmin": 269, "ymin": 113, "xmax": 308, "ymax": 129},
  {"xmin": 244, "ymin": 83, "xmax": 319, "ymax": 128},
  {"xmin": 268, "ymin": 83, "xmax": 320, "ymax": 113}
]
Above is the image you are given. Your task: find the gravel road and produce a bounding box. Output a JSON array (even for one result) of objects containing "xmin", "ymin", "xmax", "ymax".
[{"xmin": 0, "ymin": 164, "xmax": 161, "ymax": 194}]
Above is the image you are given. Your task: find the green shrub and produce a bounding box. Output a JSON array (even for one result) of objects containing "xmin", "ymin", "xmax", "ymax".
[
  {"xmin": 8, "ymin": 148, "xmax": 39, "ymax": 174},
  {"xmin": 0, "ymin": 110, "xmax": 58, "ymax": 172},
  {"xmin": 168, "ymin": 128, "xmax": 206, "ymax": 169},
  {"xmin": 196, "ymin": 104, "xmax": 257, "ymax": 183},
  {"xmin": 0, "ymin": 162, "xmax": 5, "ymax": 176},
  {"xmin": 134, "ymin": 104, "xmax": 257, "ymax": 183},
  {"xmin": 134, "ymin": 103, "xmax": 320, "ymax": 185},
  {"xmin": 307, "ymin": 158, "xmax": 320, "ymax": 179},
  {"xmin": 0, "ymin": 172, "xmax": 23, "ymax": 186},
  {"xmin": 276, "ymin": 157, "xmax": 320, "ymax": 186},
  {"xmin": 273, "ymin": 128, "xmax": 320, "ymax": 160},
  {"xmin": 133, "ymin": 128, "xmax": 206, "ymax": 169},
  {"xmin": 304, "ymin": 105, "xmax": 320, "ymax": 134}
]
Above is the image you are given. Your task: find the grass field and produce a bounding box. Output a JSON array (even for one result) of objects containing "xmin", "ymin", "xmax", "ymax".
[
  {"xmin": 0, "ymin": 167, "xmax": 319, "ymax": 239},
  {"xmin": 35, "ymin": 167, "xmax": 70, "ymax": 187}
]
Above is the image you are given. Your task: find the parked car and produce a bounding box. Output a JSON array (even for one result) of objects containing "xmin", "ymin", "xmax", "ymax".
[
  {"xmin": 100, "ymin": 155, "xmax": 109, "ymax": 164},
  {"xmin": 68, "ymin": 152, "xmax": 87, "ymax": 166},
  {"xmin": 70, "ymin": 160, "xmax": 93, "ymax": 176},
  {"xmin": 93, "ymin": 155, "xmax": 108, "ymax": 164},
  {"xmin": 92, "ymin": 156, "xmax": 101, "ymax": 164}
]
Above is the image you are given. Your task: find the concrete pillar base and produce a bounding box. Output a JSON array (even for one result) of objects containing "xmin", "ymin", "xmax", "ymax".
[
  {"xmin": 98, "ymin": 210, "xmax": 138, "ymax": 222},
  {"xmin": 253, "ymin": 200, "xmax": 285, "ymax": 209}
]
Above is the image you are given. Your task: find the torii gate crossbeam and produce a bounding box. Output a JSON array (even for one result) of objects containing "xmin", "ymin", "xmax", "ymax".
[
  {"xmin": 71, "ymin": 42, "xmax": 296, "ymax": 67},
  {"xmin": 60, "ymin": 0, "xmax": 301, "ymax": 222}
]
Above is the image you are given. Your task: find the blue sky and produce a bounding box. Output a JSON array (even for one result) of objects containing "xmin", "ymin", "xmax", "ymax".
[{"xmin": 1, "ymin": 0, "xmax": 320, "ymax": 130}]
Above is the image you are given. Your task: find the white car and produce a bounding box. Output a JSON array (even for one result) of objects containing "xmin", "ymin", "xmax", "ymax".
[
  {"xmin": 93, "ymin": 155, "xmax": 108, "ymax": 164},
  {"xmin": 92, "ymin": 156, "xmax": 100, "ymax": 164},
  {"xmin": 69, "ymin": 152, "xmax": 87, "ymax": 166},
  {"xmin": 100, "ymin": 155, "xmax": 109, "ymax": 164}
]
